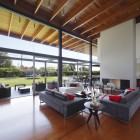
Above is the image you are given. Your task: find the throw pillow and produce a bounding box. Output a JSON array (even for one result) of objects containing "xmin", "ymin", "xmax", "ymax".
[
  {"xmin": 65, "ymin": 93, "xmax": 75, "ymax": 100},
  {"xmin": 127, "ymin": 88, "xmax": 135, "ymax": 91},
  {"xmin": 109, "ymin": 95, "xmax": 122, "ymax": 102},
  {"xmin": 124, "ymin": 89, "xmax": 131, "ymax": 96}
]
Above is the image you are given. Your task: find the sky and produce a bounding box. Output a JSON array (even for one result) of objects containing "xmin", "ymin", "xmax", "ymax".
[{"xmin": 0, "ymin": 35, "xmax": 99, "ymax": 70}]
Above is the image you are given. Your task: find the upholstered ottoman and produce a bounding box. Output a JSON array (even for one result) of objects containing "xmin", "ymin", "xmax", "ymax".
[{"xmin": 19, "ymin": 87, "xmax": 30, "ymax": 93}]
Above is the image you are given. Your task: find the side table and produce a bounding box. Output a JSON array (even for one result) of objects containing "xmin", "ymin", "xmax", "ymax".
[{"xmin": 84, "ymin": 101, "xmax": 105, "ymax": 130}]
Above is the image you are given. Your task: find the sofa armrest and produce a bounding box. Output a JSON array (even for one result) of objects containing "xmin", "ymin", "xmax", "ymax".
[
  {"xmin": 62, "ymin": 97, "xmax": 85, "ymax": 118},
  {"xmin": 100, "ymin": 99, "xmax": 129, "ymax": 121}
]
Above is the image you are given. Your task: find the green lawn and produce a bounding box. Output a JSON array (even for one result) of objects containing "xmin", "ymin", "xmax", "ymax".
[{"xmin": 0, "ymin": 77, "xmax": 58, "ymax": 87}]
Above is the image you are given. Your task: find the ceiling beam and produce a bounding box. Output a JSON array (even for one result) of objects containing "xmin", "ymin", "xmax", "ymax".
[
  {"xmin": 69, "ymin": 42, "xmax": 87, "ymax": 50},
  {"xmin": 21, "ymin": 19, "xmax": 30, "ymax": 39},
  {"xmin": 89, "ymin": 33, "xmax": 100, "ymax": 40},
  {"xmin": 62, "ymin": 36, "xmax": 75, "ymax": 45},
  {"xmin": 41, "ymin": 29, "xmax": 56, "ymax": 44},
  {"xmin": 32, "ymin": 25, "xmax": 44, "ymax": 41},
  {"xmin": 72, "ymin": 45, "xmax": 87, "ymax": 52},
  {"xmin": 72, "ymin": 0, "xmax": 120, "ymax": 31},
  {"xmin": 81, "ymin": 0, "xmax": 138, "ymax": 35},
  {"xmin": 88, "ymin": 5, "xmax": 140, "ymax": 39},
  {"xmin": 63, "ymin": 38, "xmax": 80, "ymax": 48},
  {"xmin": 64, "ymin": 40, "xmax": 83, "ymax": 49},
  {"xmin": 8, "ymin": 13, "xmax": 13, "ymax": 36},
  {"xmin": 51, "ymin": 33, "xmax": 66, "ymax": 46},
  {"xmin": 14, "ymin": 0, "xmax": 17, "ymax": 5},
  {"xmin": 34, "ymin": 0, "xmax": 43, "ymax": 14},
  {"xmin": 62, "ymin": 0, "xmax": 94, "ymax": 27},
  {"xmin": 49, "ymin": 35, "xmax": 58, "ymax": 46},
  {"xmin": 50, "ymin": 0, "xmax": 68, "ymax": 21}
]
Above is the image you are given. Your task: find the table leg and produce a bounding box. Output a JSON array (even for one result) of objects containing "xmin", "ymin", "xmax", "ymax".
[
  {"xmin": 94, "ymin": 115, "xmax": 97, "ymax": 130},
  {"xmin": 95, "ymin": 111, "xmax": 100, "ymax": 124},
  {"xmin": 87, "ymin": 109, "xmax": 92, "ymax": 123}
]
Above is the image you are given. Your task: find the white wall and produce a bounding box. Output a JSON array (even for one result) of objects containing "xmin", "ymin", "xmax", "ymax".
[
  {"xmin": 100, "ymin": 19, "xmax": 136, "ymax": 88},
  {"xmin": 136, "ymin": 23, "xmax": 140, "ymax": 58},
  {"xmin": 136, "ymin": 23, "xmax": 140, "ymax": 78}
]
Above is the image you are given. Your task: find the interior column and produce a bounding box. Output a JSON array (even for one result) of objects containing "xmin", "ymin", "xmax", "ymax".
[{"xmin": 58, "ymin": 30, "xmax": 62, "ymax": 87}]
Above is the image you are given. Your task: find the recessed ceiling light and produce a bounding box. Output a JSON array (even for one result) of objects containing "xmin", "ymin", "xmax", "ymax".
[{"xmin": 136, "ymin": 8, "xmax": 140, "ymax": 11}]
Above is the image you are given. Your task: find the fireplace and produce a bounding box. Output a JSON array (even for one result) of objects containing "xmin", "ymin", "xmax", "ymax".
[{"xmin": 102, "ymin": 78, "xmax": 130, "ymax": 90}]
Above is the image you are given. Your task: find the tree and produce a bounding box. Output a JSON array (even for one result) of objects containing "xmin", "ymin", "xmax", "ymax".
[
  {"xmin": 69, "ymin": 64, "xmax": 75, "ymax": 71},
  {"xmin": 62, "ymin": 64, "xmax": 70, "ymax": 72},
  {"xmin": 79, "ymin": 66, "xmax": 88, "ymax": 71},
  {"xmin": 0, "ymin": 52, "xmax": 12, "ymax": 67}
]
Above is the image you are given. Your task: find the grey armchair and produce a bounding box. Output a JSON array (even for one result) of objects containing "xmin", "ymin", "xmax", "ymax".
[{"xmin": 0, "ymin": 87, "xmax": 11, "ymax": 98}]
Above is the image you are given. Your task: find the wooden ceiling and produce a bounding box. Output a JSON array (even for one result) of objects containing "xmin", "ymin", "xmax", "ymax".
[{"xmin": 0, "ymin": 0, "xmax": 140, "ymax": 56}]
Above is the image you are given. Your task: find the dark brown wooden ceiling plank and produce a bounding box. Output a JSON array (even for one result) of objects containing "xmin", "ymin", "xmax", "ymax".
[
  {"xmin": 69, "ymin": 42, "xmax": 87, "ymax": 50},
  {"xmin": 53, "ymin": 33, "xmax": 66, "ymax": 45},
  {"xmin": 21, "ymin": 19, "xmax": 30, "ymax": 39},
  {"xmin": 14, "ymin": 0, "xmax": 17, "ymax": 5},
  {"xmin": 32, "ymin": 25, "xmax": 44, "ymax": 41},
  {"xmin": 63, "ymin": 38, "xmax": 78, "ymax": 47},
  {"xmin": 81, "ymin": 0, "xmax": 140, "ymax": 35},
  {"xmin": 65, "ymin": 40, "xmax": 83, "ymax": 48},
  {"xmin": 50, "ymin": 0, "xmax": 69, "ymax": 21},
  {"xmin": 34, "ymin": 0, "xmax": 43, "ymax": 14},
  {"xmin": 89, "ymin": 7, "xmax": 140, "ymax": 39},
  {"xmin": 8, "ymin": 13, "xmax": 13, "ymax": 36},
  {"xmin": 62, "ymin": 0, "xmax": 94, "ymax": 27},
  {"xmin": 64, "ymin": 40, "xmax": 83, "ymax": 49},
  {"xmin": 49, "ymin": 35, "xmax": 58, "ymax": 46},
  {"xmin": 88, "ymin": 33, "xmax": 100, "ymax": 40},
  {"xmin": 72, "ymin": 0, "xmax": 121, "ymax": 31},
  {"xmin": 41, "ymin": 29, "xmax": 56, "ymax": 43},
  {"xmin": 72, "ymin": 45, "xmax": 87, "ymax": 52},
  {"xmin": 62, "ymin": 36, "xmax": 74, "ymax": 45}
]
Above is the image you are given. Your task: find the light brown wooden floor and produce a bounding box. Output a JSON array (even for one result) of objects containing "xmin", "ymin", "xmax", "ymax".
[{"xmin": 0, "ymin": 96, "xmax": 140, "ymax": 140}]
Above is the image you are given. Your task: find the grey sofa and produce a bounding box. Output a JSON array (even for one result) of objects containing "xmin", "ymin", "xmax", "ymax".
[
  {"xmin": 39, "ymin": 89, "xmax": 85, "ymax": 119},
  {"xmin": 100, "ymin": 90, "xmax": 140, "ymax": 122},
  {"xmin": 0, "ymin": 87, "xmax": 11, "ymax": 98}
]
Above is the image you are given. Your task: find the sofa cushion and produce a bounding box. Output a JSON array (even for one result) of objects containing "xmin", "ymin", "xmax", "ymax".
[
  {"xmin": 109, "ymin": 95, "xmax": 122, "ymax": 102},
  {"xmin": 120, "ymin": 91, "xmax": 138, "ymax": 104},
  {"xmin": 65, "ymin": 93, "xmax": 75, "ymax": 100},
  {"xmin": 54, "ymin": 91, "xmax": 69, "ymax": 101}
]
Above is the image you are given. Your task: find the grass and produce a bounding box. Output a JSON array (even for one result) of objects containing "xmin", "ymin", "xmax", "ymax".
[{"xmin": 0, "ymin": 77, "xmax": 58, "ymax": 87}]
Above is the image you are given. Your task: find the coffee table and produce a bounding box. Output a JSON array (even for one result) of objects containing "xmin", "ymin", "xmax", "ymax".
[{"xmin": 84, "ymin": 101, "xmax": 105, "ymax": 130}]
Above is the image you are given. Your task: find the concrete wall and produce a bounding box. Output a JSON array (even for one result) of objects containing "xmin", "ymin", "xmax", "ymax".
[
  {"xmin": 136, "ymin": 23, "xmax": 140, "ymax": 78},
  {"xmin": 100, "ymin": 19, "xmax": 136, "ymax": 88}
]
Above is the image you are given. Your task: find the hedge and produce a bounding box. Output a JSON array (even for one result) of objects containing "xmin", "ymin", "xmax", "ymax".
[{"xmin": 0, "ymin": 68, "xmax": 20, "ymax": 78}]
